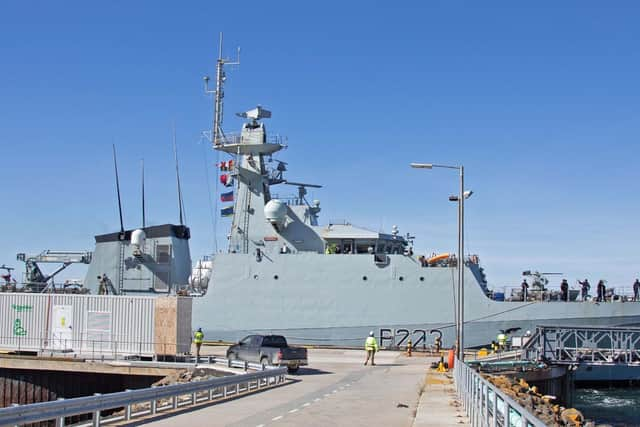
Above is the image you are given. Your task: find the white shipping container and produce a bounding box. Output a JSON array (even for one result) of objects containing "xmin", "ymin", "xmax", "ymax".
[{"xmin": 0, "ymin": 294, "xmax": 159, "ymax": 356}]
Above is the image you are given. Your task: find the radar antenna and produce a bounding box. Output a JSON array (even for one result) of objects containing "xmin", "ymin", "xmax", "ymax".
[
  {"xmin": 283, "ymin": 181, "xmax": 322, "ymax": 205},
  {"xmin": 203, "ymin": 32, "xmax": 240, "ymax": 147}
]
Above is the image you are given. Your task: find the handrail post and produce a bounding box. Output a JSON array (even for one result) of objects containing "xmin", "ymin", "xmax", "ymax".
[
  {"xmin": 92, "ymin": 393, "xmax": 101, "ymax": 427},
  {"xmin": 124, "ymin": 390, "xmax": 132, "ymax": 420},
  {"xmin": 55, "ymin": 398, "xmax": 65, "ymax": 427},
  {"xmin": 491, "ymin": 389, "xmax": 498, "ymax": 427}
]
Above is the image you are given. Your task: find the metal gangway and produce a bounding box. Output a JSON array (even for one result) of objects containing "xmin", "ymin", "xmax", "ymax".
[{"xmin": 522, "ymin": 325, "xmax": 640, "ymax": 365}]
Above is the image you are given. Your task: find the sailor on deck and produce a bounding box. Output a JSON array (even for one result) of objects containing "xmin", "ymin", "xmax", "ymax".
[
  {"xmin": 578, "ymin": 279, "xmax": 590, "ymax": 301},
  {"xmin": 597, "ymin": 280, "xmax": 606, "ymax": 302},
  {"xmin": 521, "ymin": 280, "xmax": 529, "ymax": 301},
  {"xmin": 633, "ymin": 279, "xmax": 640, "ymax": 301},
  {"xmin": 560, "ymin": 279, "xmax": 569, "ymax": 302}
]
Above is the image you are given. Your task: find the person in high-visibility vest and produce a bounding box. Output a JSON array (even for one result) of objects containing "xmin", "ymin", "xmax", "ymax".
[
  {"xmin": 497, "ymin": 332, "xmax": 507, "ymax": 351},
  {"xmin": 364, "ymin": 331, "xmax": 379, "ymax": 366},
  {"xmin": 194, "ymin": 328, "xmax": 204, "ymax": 363}
]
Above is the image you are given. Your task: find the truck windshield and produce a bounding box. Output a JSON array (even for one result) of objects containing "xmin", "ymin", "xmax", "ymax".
[{"xmin": 262, "ymin": 336, "xmax": 287, "ymax": 347}]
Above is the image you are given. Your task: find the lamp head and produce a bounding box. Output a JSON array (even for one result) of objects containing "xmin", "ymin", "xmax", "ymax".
[{"xmin": 410, "ymin": 163, "xmax": 433, "ymax": 169}]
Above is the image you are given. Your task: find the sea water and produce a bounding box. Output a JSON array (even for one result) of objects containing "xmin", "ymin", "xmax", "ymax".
[{"xmin": 574, "ymin": 387, "xmax": 640, "ymax": 426}]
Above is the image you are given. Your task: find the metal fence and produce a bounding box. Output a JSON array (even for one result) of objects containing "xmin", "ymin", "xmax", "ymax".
[
  {"xmin": 0, "ymin": 334, "xmax": 192, "ymax": 361},
  {"xmin": 455, "ymin": 358, "xmax": 546, "ymax": 427},
  {"xmin": 0, "ymin": 366, "xmax": 288, "ymax": 426}
]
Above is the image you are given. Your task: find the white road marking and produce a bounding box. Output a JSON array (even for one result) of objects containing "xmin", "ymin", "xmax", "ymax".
[
  {"xmin": 303, "ymin": 402, "xmax": 311, "ymax": 407},
  {"xmin": 324, "ymin": 393, "xmax": 330, "ymax": 397},
  {"xmin": 314, "ymin": 398, "xmax": 321, "ymax": 402},
  {"xmin": 256, "ymin": 425, "xmax": 265, "ymax": 427},
  {"xmin": 289, "ymin": 409, "xmax": 299, "ymax": 413},
  {"xmin": 332, "ymin": 389, "xmax": 338, "ymax": 393},
  {"xmin": 272, "ymin": 415, "xmax": 283, "ymax": 421}
]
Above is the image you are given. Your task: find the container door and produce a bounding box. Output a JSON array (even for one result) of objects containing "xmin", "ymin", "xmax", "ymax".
[{"xmin": 52, "ymin": 305, "xmax": 73, "ymax": 351}]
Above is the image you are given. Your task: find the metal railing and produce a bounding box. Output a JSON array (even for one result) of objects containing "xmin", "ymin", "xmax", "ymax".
[
  {"xmin": 0, "ymin": 366, "xmax": 287, "ymax": 426},
  {"xmin": 522, "ymin": 325, "xmax": 640, "ymax": 365},
  {"xmin": 455, "ymin": 358, "xmax": 546, "ymax": 427},
  {"xmin": 0, "ymin": 335, "xmax": 191, "ymax": 360}
]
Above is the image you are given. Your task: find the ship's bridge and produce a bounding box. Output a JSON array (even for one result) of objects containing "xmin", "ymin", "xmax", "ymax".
[{"xmin": 318, "ymin": 223, "xmax": 407, "ymax": 255}]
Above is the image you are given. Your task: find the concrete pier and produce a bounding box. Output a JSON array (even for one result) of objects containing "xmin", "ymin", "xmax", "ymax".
[
  {"xmin": 413, "ymin": 368, "xmax": 469, "ymax": 427},
  {"xmin": 140, "ymin": 348, "xmax": 468, "ymax": 427}
]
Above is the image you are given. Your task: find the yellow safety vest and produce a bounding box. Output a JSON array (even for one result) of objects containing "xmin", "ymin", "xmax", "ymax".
[
  {"xmin": 194, "ymin": 331, "xmax": 204, "ymax": 344},
  {"xmin": 365, "ymin": 336, "xmax": 378, "ymax": 351}
]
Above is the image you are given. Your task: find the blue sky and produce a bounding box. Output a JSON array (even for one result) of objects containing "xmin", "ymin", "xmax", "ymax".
[{"xmin": 1, "ymin": 1, "xmax": 639, "ymax": 291}]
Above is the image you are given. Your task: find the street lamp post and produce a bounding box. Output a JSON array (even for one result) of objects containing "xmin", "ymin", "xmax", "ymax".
[{"xmin": 410, "ymin": 163, "xmax": 468, "ymax": 361}]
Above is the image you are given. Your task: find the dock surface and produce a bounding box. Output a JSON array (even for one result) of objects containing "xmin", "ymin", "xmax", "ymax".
[{"xmin": 140, "ymin": 348, "xmax": 468, "ymax": 427}]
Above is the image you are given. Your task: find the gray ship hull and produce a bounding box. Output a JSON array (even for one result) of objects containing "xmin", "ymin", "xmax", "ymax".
[{"xmin": 192, "ymin": 253, "xmax": 640, "ymax": 348}]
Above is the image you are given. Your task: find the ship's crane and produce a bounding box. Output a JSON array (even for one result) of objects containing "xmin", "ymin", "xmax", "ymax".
[
  {"xmin": 522, "ymin": 270, "xmax": 563, "ymax": 292},
  {"xmin": 16, "ymin": 250, "xmax": 93, "ymax": 292}
]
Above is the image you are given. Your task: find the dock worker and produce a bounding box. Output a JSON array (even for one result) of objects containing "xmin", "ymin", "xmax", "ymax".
[
  {"xmin": 633, "ymin": 279, "xmax": 640, "ymax": 301},
  {"xmin": 597, "ymin": 280, "xmax": 606, "ymax": 302},
  {"xmin": 497, "ymin": 332, "xmax": 507, "ymax": 351},
  {"xmin": 560, "ymin": 279, "xmax": 569, "ymax": 302},
  {"xmin": 194, "ymin": 328, "xmax": 204, "ymax": 363},
  {"xmin": 364, "ymin": 331, "xmax": 379, "ymax": 366},
  {"xmin": 521, "ymin": 280, "xmax": 529, "ymax": 301},
  {"xmin": 578, "ymin": 279, "xmax": 590, "ymax": 301}
]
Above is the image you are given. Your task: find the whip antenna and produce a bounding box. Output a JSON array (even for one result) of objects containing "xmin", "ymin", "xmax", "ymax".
[
  {"xmin": 112, "ymin": 144, "xmax": 125, "ymax": 233},
  {"xmin": 173, "ymin": 124, "xmax": 185, "ymax": 225},
  {"xmin": 141, "ymin": 159, "xmax": 146, "ymax": 228}
]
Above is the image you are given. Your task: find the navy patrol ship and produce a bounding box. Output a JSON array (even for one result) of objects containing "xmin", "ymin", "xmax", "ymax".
[{"xmin": 188, "ymin": 40, "xmax": 640, "ymax": 348}]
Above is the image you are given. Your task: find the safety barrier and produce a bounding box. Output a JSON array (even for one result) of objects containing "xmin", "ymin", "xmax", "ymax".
[
  {"xmin": 455, "ymin": 359, "xmax": 546, "ymax": 427},
  {"xmin": 0, "ymin": 366, "xmax": 288, "ymax": 426}
]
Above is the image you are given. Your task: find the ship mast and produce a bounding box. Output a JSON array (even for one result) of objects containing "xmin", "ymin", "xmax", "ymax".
[{"xmin": 204, "ymin": 32, "xmax": 240, "ymax": 146}]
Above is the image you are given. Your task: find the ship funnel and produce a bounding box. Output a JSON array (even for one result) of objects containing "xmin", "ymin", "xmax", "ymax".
[
  {"xmin": 264, "ymin": 199, "xmax": 287, "ymax": 230},
  {"xmin": 131, "ymin": 229, "xmax": 146, "ymax": 256}
]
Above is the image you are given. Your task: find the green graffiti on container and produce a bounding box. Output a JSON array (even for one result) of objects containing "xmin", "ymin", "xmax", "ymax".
[
  {"xmin": 11, "ymin": 304, "xmax": 33, "ymax": 312},
  {"xmin": 13, "ymin": 319, "xmax": 27, "ymax": 336}
]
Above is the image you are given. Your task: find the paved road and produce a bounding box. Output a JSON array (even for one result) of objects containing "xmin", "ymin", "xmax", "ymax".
[{"xmin": 144, "ymin": 348, "xmax": 433, "ymax": 427}]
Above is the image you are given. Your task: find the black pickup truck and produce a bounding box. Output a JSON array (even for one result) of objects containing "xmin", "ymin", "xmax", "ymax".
[{"xmin": 226, "ymin": 335, "xmax": 308, "ymax": 373}]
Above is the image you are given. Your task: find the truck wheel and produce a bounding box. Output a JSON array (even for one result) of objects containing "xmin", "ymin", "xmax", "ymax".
[
  {"xmin": 261, "ymin": 357, "xmax": 271, "ymax": 369},
  {"xmin": 287, "ymin": 366, "xmax": 299, "ymax": 374}
]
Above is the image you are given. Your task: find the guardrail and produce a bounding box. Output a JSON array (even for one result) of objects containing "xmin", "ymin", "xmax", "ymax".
[
  {"xmin": 522, "ymin": 325, "xmax": 640, "ymax": 365},
  {"xmin": 455, "ymin": 358, "xmax": 546, "ymax": 427},
  {"xmin": 0, "ymin": 366, "xmax": 288, "ymax": 426}
]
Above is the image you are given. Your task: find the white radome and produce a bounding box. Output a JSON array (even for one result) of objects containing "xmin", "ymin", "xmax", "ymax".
[
  {"xmin": 264, "ymin": 199, "xmax": 287, "ymax": 229},
  {"xmin": 131, "ymin": 229, "xmax": 146, "ymax": 254}
]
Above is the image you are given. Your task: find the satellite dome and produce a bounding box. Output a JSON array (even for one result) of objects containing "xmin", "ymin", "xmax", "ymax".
[
  {"xmin": 264, "ymin": 199, "xmax": 287, "ymax": 229},
  {"xmin": 131, "ymin": 229, "xmax": 146, "ymax": 255}
]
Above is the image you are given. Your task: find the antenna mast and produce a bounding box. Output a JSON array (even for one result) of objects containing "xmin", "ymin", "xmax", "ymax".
[
  {"xmin": 141, "ymin": 159, "xmax": 146, "ymax": 228},
  {"xmin": 172, "ymin": 124, "xmax": 185, "ymax": 225},
  {"xmin": 204, "ymin": 32, "xmax": 240, "ymax": 146},
  {"xmin": 112, "ymin": 144, "xmax": 125, "ymax": 234}
]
